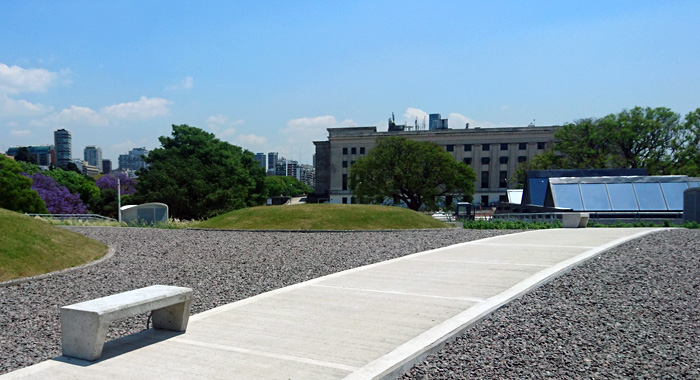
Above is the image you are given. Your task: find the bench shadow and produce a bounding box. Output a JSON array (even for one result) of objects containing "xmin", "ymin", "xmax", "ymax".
[{"xmin": 52, "ymin": 329, "xmax": 184, "ymax": 367}]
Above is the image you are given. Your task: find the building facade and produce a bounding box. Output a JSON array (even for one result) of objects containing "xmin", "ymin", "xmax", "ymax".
[
  {"xmin": 267, "ymin": 152, "xmax": 278, "ymax": 175},
  {"xmin": 254, "ymin": 152, "xmax": 266, "ymax": 169},
  {"xmin": 84, "ymin": 146, "xmax": 102, "ymax": 172},
  {"xmin": 5, "ymin": 145, "xmax": 54, "ymax": 167},
  {"xmin": 118, "ymin": 147, "xmax": 149, "ymax": 171},
  {"xmin": 313, "ymin": 125, "xmax": 559, "ymax": 206},
  {"xmin": 102, "ymin": 159, "xmax": 112, "ymax": 174},
  {"xmin": 54, "ymin": 129, "xmax": 72, "ymax": 169}
]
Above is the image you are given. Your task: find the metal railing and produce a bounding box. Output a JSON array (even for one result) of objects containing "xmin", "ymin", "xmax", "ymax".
[{"xmin": 25, "ymin": 214, "xmax": 118, "ymax": 222}]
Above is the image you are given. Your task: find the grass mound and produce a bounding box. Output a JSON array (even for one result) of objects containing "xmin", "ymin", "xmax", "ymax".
[
  {"xmin": 0, "ymin": 208, "xmax": 108, "ymax": 282},
  {"xmin": 195, "ymin": 204, "xmax": 452, "ymax": 230}
]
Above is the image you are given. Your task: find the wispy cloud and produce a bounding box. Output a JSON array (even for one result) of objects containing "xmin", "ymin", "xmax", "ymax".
[
  {"xmin": 101, "ymin": 96, "xmax": 171, "ymax": 119},
  {"xmin": 0, "ymin": 94, "xmax": 50, "ymax": 117},
  {"xmin": 207, "ymin": 114, "xmax": 243, "ymax": 137},
  {"xmin": 0, "ymin": 63, "xmax": 58, "ymax": 94},
  {"xmin": 10, "ymin": 129, "xmax": 31, "ymax": 137},
  {"xmin": 235, "ymin": 134, "xmax": 268, "ymax": 150},
  {"xmin": 283, "ymin": 115, "xmax": 355, "ymax": 144},
  {"xmin": 165, "ymin": 76, "xmax": 194, "ymax": 91}
]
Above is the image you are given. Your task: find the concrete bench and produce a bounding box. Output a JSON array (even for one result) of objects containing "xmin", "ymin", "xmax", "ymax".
[
  {"xmin": 562, "ymin": 212, "xmax": 589, "ymax": 228},
  {"xmin": 60, "ymin": 285, "xmax": 193, "ymax": 361}
]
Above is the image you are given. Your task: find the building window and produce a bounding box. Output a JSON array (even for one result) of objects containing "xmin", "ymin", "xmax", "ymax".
[
  {"xmin": 482, "ymin": 144, "xmax": 490, "ymax": 151},
  {"xmin": 519, "ymin": 143, "xmax": 527, "ymax": 150},
  {"xmin": 499, "ymin": 156, "xmax": 508, "ymax": 164},
  {"xmin": 481, "ymin": 171, "xmax": 489, "ymax": 189},
  {"xmin": 537, "ymin": 142, "xmax": 546, "ymax": 150},
  {"xmin": 446, "ymin": 145, "xmax": 454, "ymax": 152},
  {"xmin": 342, "ymin": 174, "xmax": 347, "ymax": 190},
  {"xmin": 342, "ymin": 197, "xmax": 347, "ymax": 204},
  {"xmin": 464, "ymin": 144, "xmax": 472, "ymax": 152},
  {"xmin": 342, "ymin": 161, "xmax": 348, "ymax": 168},
  {"xmin": 351, "ymin": 161, "xmax": 355, "ymax": 166},
  {"xmin": 481, "ymin": 157, "xmax": 490, "ymax": 165},
  {"xmin": 351, "ymin": 147, "xmax": 357, "ymax": 155},
  {"xmin": 518, "ymin": 156, "xmax": 527, "ymax": 163},
  {"xmin": 499, "ymin": 170, "xmax": 508, "ymax": 188},
  {"xmin": 342, "ymin": 147, "xmax": 348, "ymax": 155},
  {"xmin": 499, "ymin": 194, "xmax": 508, "ymax": 202},
  {"xmin": 500, "ymin": 143, "xmax": 508, "ymax": 151},
  {"xmin": 360, "ymin": 147, "xmax": 365, "ymax": 154},
  {"xmin": 463, "ymin": 157, "xmax": 472, "ymax": 165}
]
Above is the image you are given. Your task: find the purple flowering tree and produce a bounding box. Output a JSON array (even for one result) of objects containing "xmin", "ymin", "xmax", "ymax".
[
  {"xmin": 28, "ymin": 172, "xmax": 88, "ymax": 214},
  {"xmin": 95, "ymin": 173, "xmax": 136, "ymax": 195}
]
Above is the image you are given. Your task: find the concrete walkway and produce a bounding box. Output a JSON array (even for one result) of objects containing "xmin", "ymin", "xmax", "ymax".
[{"xmin": 2, "ymin": 228, "xmax": 660, "ymax": 380}]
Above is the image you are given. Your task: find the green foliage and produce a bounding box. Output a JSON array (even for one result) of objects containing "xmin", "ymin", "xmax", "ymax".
[
  {"xmin": 463, "ymin": 219, "xmax": 562, "ymax": 230},
  {"xmin": 264, "ymin": 176, "xmax": 310, "ymax": 197},
  {"xmin": 134, "ymin": 124, "xmax": 267, "ymax": 220},
  {"xmin": 44, "ymin": 168, "xmax": 100, "ymax": 207},
  {"xmin": 13, "ymin": 147, "xmax": 37, "ymax": 164},
  {"xmin": 0, "ymin": 155, "xmax": 48, "ymax": 213},
  {"xmin": 514, "ymin": 106, "xmax": 700, "ymax": 185},
  {"xmin": 349, "ymin": 136, "xmax": 476, "ymax": 211},
  {"xmin": 18, "ymin": 161, "xmax": 41, "ymax": 175}
]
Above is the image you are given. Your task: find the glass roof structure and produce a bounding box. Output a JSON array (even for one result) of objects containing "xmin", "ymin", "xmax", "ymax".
[{"xmin": 544, "ymin": 176, "xmax": 697, "ymax": 212}]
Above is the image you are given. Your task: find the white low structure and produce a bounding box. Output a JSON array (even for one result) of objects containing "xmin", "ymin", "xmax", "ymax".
[
  {"xmin": 120, "ymin": 202, "xmax": 168, "ymax": 225},
  {"xmin": 60, "ymin": 285, "xmax": 193, "ymax": 361},
  {"xmin": 562, "ymin": 212, "xmax": 589, "ymax": 228}
]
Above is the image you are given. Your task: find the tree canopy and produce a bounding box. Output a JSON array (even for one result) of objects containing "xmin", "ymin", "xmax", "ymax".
[
  {"xmin": 0, "ymin": 155, "xmax": 47, "ymax": 213},
  {"xmin": 515, "ymin": 106, "xmax": 700, "ymax": 185},
  {"xmin": 349, "ymin": 136, "xmax": 476, "ymax": 211},
  {"xmin": 133, "ymin": 124, "xmax": 267, "ymax": 219},
  {"xmin": 27, "ymin": 172, "xmax": 88, "ymax": 214},
  {"xmin": 264, "ymin": 176, "xmax": 310, "ymax": 198}
]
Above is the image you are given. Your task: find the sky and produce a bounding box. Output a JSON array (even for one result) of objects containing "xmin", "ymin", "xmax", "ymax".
[{"xmin": 1, "ymin": 1, "xmax": 699, "ymax": 165}]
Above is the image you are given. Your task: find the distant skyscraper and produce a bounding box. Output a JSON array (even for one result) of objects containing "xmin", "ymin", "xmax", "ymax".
[
  {"xmin": 102, "ymin": 159, "xmax": 112, "ymax": 174},
  {"xmin": 118, "ymin": 147, "xmax": 149, "ymax": 171},
  {"xmin": 254, "ymin": 152, "xmax": 266, "ymax": 168},
  {"xmin": 54, "ymin": 129, "xmax": 72, "ymax": 168},
  {"xmin": 429, "ymin": 113, "xmax": 448, "ymax": 130},
  {"xmin": 267, "ymin": 152, "xmax": 278, "ymax": 173},
  {"xmin": 84, "ymin": 146, "xmax": 102, "ymax": 172}
]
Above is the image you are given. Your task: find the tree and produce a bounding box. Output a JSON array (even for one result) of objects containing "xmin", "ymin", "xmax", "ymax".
[
  {"xmin": 134, "ymin": 124, "xmax": 267, "ymax": 219},
  {"xmin": 28, "ymin": 172, "xmax": 88, "ymax": 214},
  {"xmin": 0, "ymin": 155, "xmax": 47, "ymax": 213},
  {"xmin": 44, "ymin": 168, "xmax": 100, "ymax": 207},
  {"xmin": 95, "ymin": 173, "xmax": 137, "ymax": 195},
  {"xmin": 264, "ymin": 176, "xmax": 311, "ymax": 198},
  {"xmin": 13, "ymin": 147, "xmax": 37, "ymax": 164},
  {"xmin": 349, "ymin": 136, "xmax": 476, "ymax": 211},
  {"xmin": 670, "ymin": 108, "xmax": 700, "ymax": 176}
]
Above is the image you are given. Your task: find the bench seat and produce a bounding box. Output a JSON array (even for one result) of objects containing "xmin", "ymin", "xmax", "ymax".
[{"xmin": 60, "ymin": 285, "xmax": 193, "ymax": 361}]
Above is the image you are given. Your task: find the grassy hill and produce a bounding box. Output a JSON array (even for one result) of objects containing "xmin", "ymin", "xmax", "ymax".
[
  {"xmin": 195, "ymin": 204, "xmax": 452, "ymax": 230},
  {"xmin": 0, "ymin": 208, "xmax": 108, "ymax": 282}
]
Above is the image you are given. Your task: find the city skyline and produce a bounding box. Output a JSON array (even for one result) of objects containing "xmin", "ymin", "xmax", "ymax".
[{"xmin": 2, "ymin": 1, "xmax": 699, "ymax": 165}]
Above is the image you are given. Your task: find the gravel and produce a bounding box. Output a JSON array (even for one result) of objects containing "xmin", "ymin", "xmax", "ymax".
[
  {"xmin": 2, "ymin": 228, "xmax": 697, "ymax": 378},
  {"xmin": 0, "ymin": 227, "xmax": 507, "ymax": 375},
  {"xmin": 399, "ymin": 228, "xmax": 700, "ymax": 379}
]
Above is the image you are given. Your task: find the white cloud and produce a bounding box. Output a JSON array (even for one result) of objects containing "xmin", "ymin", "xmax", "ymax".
[
  {"xmin": 101, "ymin": 96, "xmax": 170, "ymax": 119},
  {"xmin": 207, "ymin": 114, "xmax": 243, "ymax": 138},
  {"xmin": 449, "ymin": 112, "xmax": 516, "ymax": 128},
  {"xmin": 283, "ymin": 115, "xmax": 355, "ymax": 143},
  {"xmin": 235, "ymin": 134, "xmax": 268, "ymax": 150},
  {"xmin": 53, "ymin": 105, "xmax": 109, "ymax": 126},
  {"xmin": 0, "ymin": 94, "xmax": 50, "ymax": 116},
  {"xmin": 181, "ymin": 76, "xmax": 193, "ymax": 89},
  {"xmin": 10, "ymin": 129, "xmax": 31, "ymax": 137},
  {"xmin": 403, "ymin": 107, "xmax": 429, "ymax": 126},
  {"xmin": 0, "ymin": 63, "xmax": 58, "ymax": 94}
]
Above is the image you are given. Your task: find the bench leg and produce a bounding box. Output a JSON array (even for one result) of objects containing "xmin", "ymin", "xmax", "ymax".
[
  {"xmin": 60, "ymin": 309, "xmax": 109, "ymax": 361},
  {"xmin": 152, "ymin": 299, "xmax": 192, "ymax": 332}
]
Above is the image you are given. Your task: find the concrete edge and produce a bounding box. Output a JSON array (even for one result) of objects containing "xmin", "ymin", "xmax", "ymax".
[{"xmin": 344, "ymin": 227, "xmax": 667, "ymax": 380}]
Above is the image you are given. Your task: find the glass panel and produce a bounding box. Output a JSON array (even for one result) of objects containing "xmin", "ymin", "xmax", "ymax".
[
  {"xmin": 527, "ymin": 178, "xmax": 549, "ymax": 206},
  {"xmin": 607, "ymin": 183, "xmax": 639, "ymax": 211},
  {"xmin": 552, "ymin": 183, "xmax": 583, "ymax": 210},
  {"xmin": 580, "ymin": 183, "xmax": 611, "ymax": 211},
  {"xmin": 634, "ymin": 183, "xmax": 667, "ymax": 210},
  {"xmin": 660, "ymin": 182, "xmax": 688, "ymax": 210},
  {"xmin": 688, "ymin": 181, "xmax": 699, "ymax": 188}
]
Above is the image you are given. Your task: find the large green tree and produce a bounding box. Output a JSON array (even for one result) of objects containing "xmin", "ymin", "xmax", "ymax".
[
  {"xmin": 265, "ymin": 176, "xmax": 310, "ymax": 198},
  {"xmin": 134, "ymin": 124, "xmax": 267, "ymax": 219},
  {"xmin": 0, "ymin": 155, "xmax": 48, "ymax": 213},
  {"xmin": 349, "ymin": 136, "xmax": 476, "ymax": 211}
]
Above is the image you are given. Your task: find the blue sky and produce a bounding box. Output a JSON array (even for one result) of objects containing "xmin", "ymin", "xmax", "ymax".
[{"xmin": 2, "ymin": 1, "xmax": 699, "ymax": 165}]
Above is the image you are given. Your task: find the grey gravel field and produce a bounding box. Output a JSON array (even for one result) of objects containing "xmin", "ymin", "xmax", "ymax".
[
  {"xmin": 0, "ymin": 227, "xmax": 508, "ymax": 375},
  {"xmin": 400, "ymin": 228, "xmax": 700, "ymax": 379}
]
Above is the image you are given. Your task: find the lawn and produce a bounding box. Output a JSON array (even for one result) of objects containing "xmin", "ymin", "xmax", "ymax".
[
  {"xmin": 195, "ymin": 203, "xmax": 452, "ymax": 230},
  {"xmin": 0, "ymin": 208, "xmax": 108, "ymax": 282}
]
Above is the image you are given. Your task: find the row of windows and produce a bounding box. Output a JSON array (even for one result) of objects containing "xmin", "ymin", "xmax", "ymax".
[
  {"xmin": 463, "ymin": 156, "xmax": 528, "ymax": 165},
  {"xmin": 480, "ymin": 170, "xmax": 510, "ymax": 189},
  {"xmin": 342, "ymin": 147, "xmax": 366, "ymax": 155},
  {"xmin": 448, "ymin": 142, "xmax": 546, "ymax": 152},
  {"xmin": 342, "ymin": 160, "xmax": 356, "ymax": 168}
]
